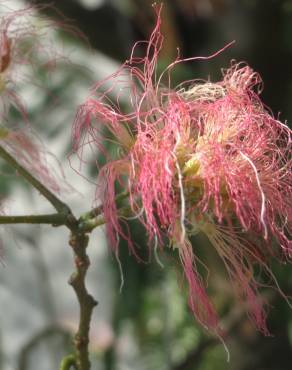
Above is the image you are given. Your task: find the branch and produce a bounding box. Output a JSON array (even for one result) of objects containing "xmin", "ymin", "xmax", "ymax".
[
  {"xmin": 172, "ymin": 303, "xmax": 253, "ymax": 370},
  {"xmin": 0, "ymin": 145, "xmax": 71, "ymax": 214},
  {"xmin": 0, "ymin": 144, "xmax": 96, "ymax": 369},
  {"xmin": 68, "ymin": 230, "xmax": 98, "ymax": 370},
  {"xmin": 0, "ymin": 143, "xmax": 130, "ymax": 369},
  {"xmin": 18, "ymin": 325, "xmax": 72, "ymax": 370},
  {"xmin": 0, "ymin": 213, "xmax": 66, "ymax": 226},
  {"xmin": 172, "ymin": 338, "xmax": 217, "ymax": 370}
]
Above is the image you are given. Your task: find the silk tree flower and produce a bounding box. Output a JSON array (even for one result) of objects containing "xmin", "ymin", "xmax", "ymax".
[
  {"xmin": 74, "ymin": 6, "xmax": 292, "ymax": 336},
  {"xmin": 0, "ymin": 2, "xmax": 77, "ymax": 122},
  {"xmin": 0, "ymin": 3, "xmax": 75, "ymax": 194}
]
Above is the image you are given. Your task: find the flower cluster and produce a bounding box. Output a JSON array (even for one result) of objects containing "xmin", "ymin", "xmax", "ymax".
[{"xmin": 74, "ymin": 6, "xmax": 292, "ymax": 335}]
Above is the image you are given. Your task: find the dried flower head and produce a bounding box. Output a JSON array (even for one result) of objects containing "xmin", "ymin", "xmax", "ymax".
[{"xmin": 74, "ymin": 5, "xmax": 292, "ymax": 335}]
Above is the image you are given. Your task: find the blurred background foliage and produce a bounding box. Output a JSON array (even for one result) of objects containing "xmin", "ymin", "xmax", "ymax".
[{"xmin": 1, "ymin": 0, "xmax": 292, "ymax": 369}]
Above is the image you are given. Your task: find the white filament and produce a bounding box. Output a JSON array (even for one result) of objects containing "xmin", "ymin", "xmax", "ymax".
[{"xmin": 239, "ymin": 151, "xmax": 268, "ymax": 239}]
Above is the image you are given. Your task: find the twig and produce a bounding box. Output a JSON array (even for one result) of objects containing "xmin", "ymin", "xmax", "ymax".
[
  {"xmin": 0, "ymin": 145, "xmax": 71, "ymax": 214},
  {"xmin": 79, "ymin": 191, "xmax": 129, "ymax": 222},
  {"xmin": 0, "ymin": 143, "xmax": 97, "ymax": 369},
  {"xmin": 78, "ymin": 215, "xmax": 105, "ymax": 233},
  {"xmin": 172, "ymin": 304, "xmax": 252, "ymax": 370},
  {"xmin": 78, "ymin": 205, "xmax": 133, "ymax": 233},
  {"xmin": 77, "ymin": 191, "xmax": 132, "ymax": 234},
  {"xmin": 18, "ymin": 325, "xmax": 72, "ymax": 370},
  {"xmin": 0, "ymin": 213, "xmax": 66, "ymax": 226},
  {"xmin": 68, "ymin": 230, "xmax": 98, "ymax": 370},
  {"xmin": 172, "ymin": 338, "xmax": 217, "ymax": 370}
]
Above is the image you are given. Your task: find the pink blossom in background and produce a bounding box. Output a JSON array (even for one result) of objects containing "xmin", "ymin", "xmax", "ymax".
[
  {"xmin": 74, "ymin": 5, "xmax": 292, "ymax": 335},
  {"xmin": 0, "ymin": 4, "xmax": 44, "ymax": 121},
  {"xmin": 0, "ymin": 2, "xmax": 79, "ymax": 123},
  {"xmin": 0, "ymin": 2, "xmax": 77, "ymax": 195}
]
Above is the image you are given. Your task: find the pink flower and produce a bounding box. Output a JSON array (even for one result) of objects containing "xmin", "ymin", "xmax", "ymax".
[
  {"xmin": 0, "ymin": 3, "xmax": 76, "ymax": 194},
  {"xmin": 0, "ymin": 5, "xmax": 39, "ymax": 121},
  {"xmin": 74, "ymin": 5, "xmax": 292, "ymax": 335},
  {"xmin": 0, "ymin": 2, "xmax": 77, "ymax": 123}
]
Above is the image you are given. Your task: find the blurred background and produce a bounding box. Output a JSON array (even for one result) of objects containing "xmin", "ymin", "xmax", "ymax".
[{"xmin": 0, "ymin": 0, "xmax": 292, "ymax": 369}]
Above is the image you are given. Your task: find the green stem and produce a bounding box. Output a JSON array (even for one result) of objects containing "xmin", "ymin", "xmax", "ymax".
[
  {"xmin": 78, "ymin": 205, "xmax": 132, "ymax": 233},
  {"xmin": 79, "ymin": 191, "xmax": 129, "ymax": 222},
  {"xmin": 0, "ymin": 213, "xmax": 66, "ymax": 226},
  {"xmin": 0, "ymin": 145, "xmax": 70, "ymax": 214},
  {"xmin": 60, "ymin": 354, "xmax": 78, "ymax": 370},
  {"xmin": 78, "ymin": 215, "xmax": 105, "ymax": 233}
]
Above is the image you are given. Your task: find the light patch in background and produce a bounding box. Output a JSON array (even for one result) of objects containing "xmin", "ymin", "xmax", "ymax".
[{"xmin": 79, "ymin": 0, "xmax": 104, "ymax": 10}]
